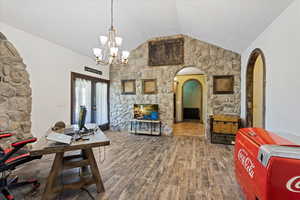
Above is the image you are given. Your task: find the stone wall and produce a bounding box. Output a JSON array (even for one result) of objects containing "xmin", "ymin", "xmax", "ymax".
[
  {"xmin": 0, "ymin": 32, "xmax": 32, "ymax": 147},
  {"xmin": 110, "ymin": 35, "xmax": 241, "ymax": 136}
]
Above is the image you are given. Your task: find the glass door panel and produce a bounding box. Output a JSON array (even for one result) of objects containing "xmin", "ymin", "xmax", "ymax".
[
  {"xmin": 73, "ymin": 78, "xmax": 92, "ymax": 124},
  {"xmin": 71, "ymin": 72, "xmax": 109, "ymax": 129},
  {"xmin": 95, "ymin": 82, "xmax": 108, "ymax": 125}
]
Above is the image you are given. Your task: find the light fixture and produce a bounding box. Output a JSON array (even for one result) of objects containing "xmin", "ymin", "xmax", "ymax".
[{"xmin": 93, "ymin": 0, "xmax": 130, "ymax": 65}]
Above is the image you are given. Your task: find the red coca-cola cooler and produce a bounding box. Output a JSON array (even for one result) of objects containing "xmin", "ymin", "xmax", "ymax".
[{"xmin": 234, "ymin": 128, "xmax": 300, "ymax": 200}]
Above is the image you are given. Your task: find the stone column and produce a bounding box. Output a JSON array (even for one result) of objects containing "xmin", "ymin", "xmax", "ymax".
[{"xmin": 0, "ymin": 32, "xmax": 32, "ymax": 147}]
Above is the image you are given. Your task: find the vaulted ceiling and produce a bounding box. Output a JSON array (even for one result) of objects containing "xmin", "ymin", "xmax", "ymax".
[{"xmin": 0, "ymin": 0, "xmax": 295, "ymax": 57}]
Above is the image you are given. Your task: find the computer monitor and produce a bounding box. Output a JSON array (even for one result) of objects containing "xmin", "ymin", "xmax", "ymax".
[{"xmin": 78, "ymin": 106, "xmax": 87, "ymax": 131}]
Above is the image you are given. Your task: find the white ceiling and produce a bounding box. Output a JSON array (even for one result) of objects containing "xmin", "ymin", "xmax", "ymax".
[{"xmin": 0, "ymin": 0, "xmax": 295, "ymax": 56}]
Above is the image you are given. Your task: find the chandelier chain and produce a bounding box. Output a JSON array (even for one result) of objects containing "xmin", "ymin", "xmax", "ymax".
[{"xmin": 111, "ymin": 0, "xmax": 114, "ymax": 29}]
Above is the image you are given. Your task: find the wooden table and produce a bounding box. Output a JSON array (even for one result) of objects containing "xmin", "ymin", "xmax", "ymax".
[{"xmin": 30, "ymin": 129, "xmax": 110, "ymax": 200}]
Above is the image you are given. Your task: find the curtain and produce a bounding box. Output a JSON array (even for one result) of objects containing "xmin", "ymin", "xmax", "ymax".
[
  {"xmin": 74, "ymin": 78, "xmax": 92, "ymax": 124},
  {"xmin": 96, "ymin": 82, "xmax": 108, "ymax": 125}
]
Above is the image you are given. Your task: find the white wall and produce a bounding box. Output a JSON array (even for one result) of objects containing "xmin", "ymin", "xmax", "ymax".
[
  {"xmin": 0, "ymin": 22, "xmax": 109, "ymax": 138},
  {"xmin": 241, "ymin": 0, "xmax": 300, "ymax": 135}
]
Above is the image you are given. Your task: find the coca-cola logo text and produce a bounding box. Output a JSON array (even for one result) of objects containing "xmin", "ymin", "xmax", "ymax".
[
  {"xmin": 286, "ymin": 176, "xmax": 300, "ymax": 193},
  {"xmin": 238, "ymin": 149, "xmax": 255, "ymax": 178}
]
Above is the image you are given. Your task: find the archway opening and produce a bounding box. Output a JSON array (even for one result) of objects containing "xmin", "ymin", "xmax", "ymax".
[
  {"xmin": 246, "ymin": 49, "xmax": 266, "ymax": 128},
  {"xmin": 173, "ymin": 66, "xmax": 206, "ymax": 136},
  {"xmin": 182, "ymin": 79, "xmax": 202, "ymax": 121}
]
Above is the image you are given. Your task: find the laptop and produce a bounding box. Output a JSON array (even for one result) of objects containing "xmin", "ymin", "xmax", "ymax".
[{"xmin": 46, "ymin": 132, "xmax": 72, "ymax": 144}]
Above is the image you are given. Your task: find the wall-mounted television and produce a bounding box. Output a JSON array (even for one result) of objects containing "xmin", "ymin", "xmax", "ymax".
[{"xmin": 134, "ymin": 104, "xmax": 159, "ymax": 120}]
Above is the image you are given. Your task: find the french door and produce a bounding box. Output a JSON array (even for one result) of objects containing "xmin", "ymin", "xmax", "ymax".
[{"xmin": 71, "ymin": 72, "xmax": 109, "ymax": 130}]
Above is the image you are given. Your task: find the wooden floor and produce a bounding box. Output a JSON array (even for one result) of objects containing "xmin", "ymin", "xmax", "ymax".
[
  {"xmin": 8, "ymin": 131, "xmax": 243, "ymax": 200},
  {"xmin": 173, "ymin": 122, "xmax": 204, "ymax": 137}
]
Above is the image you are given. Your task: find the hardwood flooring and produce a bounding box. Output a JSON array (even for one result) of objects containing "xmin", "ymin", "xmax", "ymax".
[
  {"xmin": 7, "ymin": 131, "xmax": 244, "ymax": 200},
  {"xmin": 173, "ymin": 122, "xmax": 204, "ymax": 137}
]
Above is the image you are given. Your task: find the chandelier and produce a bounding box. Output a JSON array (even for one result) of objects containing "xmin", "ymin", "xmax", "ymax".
[{"xmin": 92, "ymin": 0, "xmax": 129, "ymax": 65}]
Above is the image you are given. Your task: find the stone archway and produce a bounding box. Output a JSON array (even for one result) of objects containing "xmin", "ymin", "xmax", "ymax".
[
  {"xmin": 246, "ymin": 48, "xmax": 266, "ymax": 128},
  {"xmin": 0, "ymin": 32, "xmax": 32, "ymax": 147},
  {"xmin": 173, "ymin": 66, "xmax": 207, "ymax": 123},
  {"xmin": 173, "ymin": 66, "xmax": 207, "ymax": 136}
]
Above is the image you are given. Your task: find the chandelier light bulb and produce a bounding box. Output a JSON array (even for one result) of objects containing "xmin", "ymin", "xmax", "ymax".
[
  {"xmin": 110, "ymin": 47, "xmax": 118, "ymax": 57},
  {"xmin": 109, "ymin": 56, "xmax": 114, "ymax": 64},
  {"xmin": 115, "ymin": 37, "xmax": 123, "ymax": 46},
  {"xmin": 93, "ymin": 48, "xmax": 102, "ymax": 58},
  {"xmin": 99, "ymin": 36, "xmax": 108, "ymax": 46},
  {"xmin": 122, "ymin": 51, "xmax": 130, "ymax": 59}
]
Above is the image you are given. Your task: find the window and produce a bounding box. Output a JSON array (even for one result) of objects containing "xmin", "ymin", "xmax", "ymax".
[{"xmin": 71, "ymin": 72, "xmax": 109, "ymax": 130}]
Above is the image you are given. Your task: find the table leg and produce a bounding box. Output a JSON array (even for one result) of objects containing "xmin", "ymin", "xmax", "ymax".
[
  {"xmin": 42, "ymin": 152, "xmax": 64, "ymax": 200},
  {"xmin": 85, "ymin": 148, "xmax": 105, "ymax": 193},
  {"xmin": 160, "ymin": 121, "xmax": 162, "ymax": 136},
  {"xmin": 81, "ymin": 149, "xmax": 89, "ymax": 176}
]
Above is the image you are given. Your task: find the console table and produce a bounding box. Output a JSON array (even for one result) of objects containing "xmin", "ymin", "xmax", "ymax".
[{"xmin": 129, "ymin": 119, "xmax": 162, "ymax": 136}]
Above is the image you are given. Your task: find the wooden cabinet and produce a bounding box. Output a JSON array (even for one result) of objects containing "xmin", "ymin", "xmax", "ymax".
[{"xmin": 210, "ymin": 115, "xmax": 241, "ymax": 145}]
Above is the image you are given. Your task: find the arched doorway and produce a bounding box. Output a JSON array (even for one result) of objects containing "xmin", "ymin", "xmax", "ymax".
[
  {"xmin": 246, "ymin": 49, "xmax": 266, "ymax": 128},
  {"xmin": 173, "ymin": 66, "xmax": 207, "ymax": 136},
  {"xmin": 182, "ymin": 79, "xmax": 203, "ymax": 121}
]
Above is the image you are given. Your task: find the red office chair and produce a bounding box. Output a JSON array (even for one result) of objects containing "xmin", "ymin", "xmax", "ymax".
[{"xmin": 0, "ymin": 132, "xmax": 42, "ymax": 200}]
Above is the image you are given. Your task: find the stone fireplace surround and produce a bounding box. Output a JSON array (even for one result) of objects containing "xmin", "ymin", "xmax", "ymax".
[
  {"xmin": 110, "ymin": 34, "xmax": 241, "ymax": 136},
  {"xmin": 0, "ymin": 32, "xmax": 32, "ymax": 148}
]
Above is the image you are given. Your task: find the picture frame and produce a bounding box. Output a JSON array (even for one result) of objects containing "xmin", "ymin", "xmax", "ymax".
[
  {"xmin": 121, "ymin": 80, "xmax": 136, "ymax": 95},
  {"xmin": 213, "ymin": 75, "xmax": 234, "ymax": 94},
  {"xmin": 148, "ymin": 38, "xmax": 184, "ymax": 66},
  {"xmin": 142, "ymin": 79, "xmax": 157, "ymax": 94}
]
